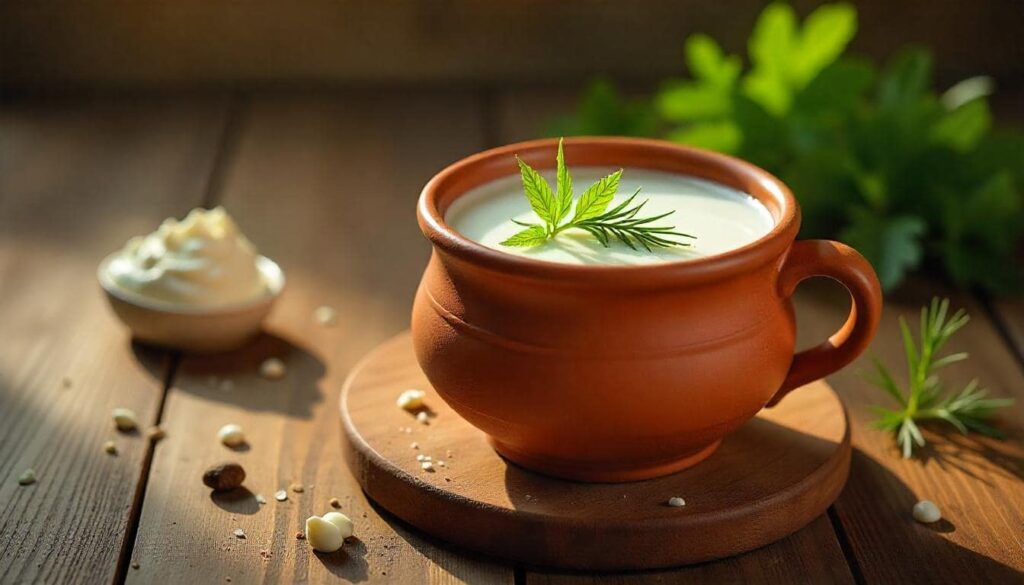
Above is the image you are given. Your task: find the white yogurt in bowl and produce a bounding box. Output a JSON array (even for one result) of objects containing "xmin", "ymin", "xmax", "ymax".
[
  {"xmin": 105, "ymin": 206, "xmax": 272, "ymax": 307},
  {"xmin": 98, "ymin": 207, "xmax": 283, "ymax": 352}
]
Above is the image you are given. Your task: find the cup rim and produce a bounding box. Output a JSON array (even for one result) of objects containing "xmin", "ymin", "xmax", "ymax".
[{"xmin": 418, "ymin": 137, "xmax": 800, "ymax": 284}]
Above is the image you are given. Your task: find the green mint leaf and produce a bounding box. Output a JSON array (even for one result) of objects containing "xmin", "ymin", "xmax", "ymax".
[
  {"xmin": 656, "ymin": 81, "xmax": 732, "ymax": 122},
  {"xmin": 546, "ymin": 79, "xmax": 657, "ymax": 138},
  {"xmin": 515, "ymin": 155, "xmax": 557, "ymax": 227},
  {"xmin": 794, "ymin": 57, "xmax": 874, "ymax": 114},
  {"xmin": 685, "ymin": 34, "xmax": 741, "ymax": 88},
  {"xmin": 930, "ymin": 98, "xmax": 991, "ymax": 152},
  {"xmin": 744, "ymin": 2, "xmax": 797, "ymax": 115},
  {"xmin": 554, "ymin": 138, "xmax": 573, "ymax": 224},
  {"xmin": 877, "ymin": 48, "xmax": 933, "ymax": 110},
  {"xmin": 840, "ymin": 210, "xmax": 925, "ymax": 290},
  {"xmin": 748, "ymin": 2, "xmax": 797, "ymax": 75},
  {"xmin": 666, "ymin": 120, "xmax": 742, "ymax": 153},
  {"xmin": 791, "ymin": 2, "xmax": 857, "ymax": 84},
  {"xmin": 500, "ymin": 224, "xmax": 549, "ymax": 247},
  {"xmin": 571, "ymin": 169, "xmax": 623, "ymax": 222}
]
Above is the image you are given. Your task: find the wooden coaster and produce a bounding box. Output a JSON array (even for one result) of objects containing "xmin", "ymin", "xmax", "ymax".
[{"xmin": 340, "ymin": 332, "xmax": 851, "ymax": 570}]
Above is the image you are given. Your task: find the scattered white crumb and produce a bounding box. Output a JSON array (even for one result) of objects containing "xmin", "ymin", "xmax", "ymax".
[
  {"xmin": 445, "ymin": 450, "xmax": 453, "ymax": 458},
  {"xmin": 913, "ymin": 500, "xmax": 941, "ymax": 523},
  {"xmin": 17, "ymin": 469, "xmax": 36, "ymax": 485},
  {"xmin": 313, "ymin": 305, "xmax": 338, "ymax": 326},
  {"xmin": 415, "ymin": 454, "xmax": 427, "ymax": 462},
  {"xmin": 410, "ymin": 442, "xmax": 419, "ymax": 450},
  {"xmin": 103, "ymin": 440, "xmax": 118, "ymax": 455},
  {"xmin": 667, "ymin": 497, "xmax": 686, "ymax": 508},
  {"xmin": 436, "ymin": 460, "xmax": 445, "ymax": 467},
  {"xmin": 421, "ymin": 461, "xmax": 434, "ymax": 472},
  {"xmin": 233, "ymin": 528, "xmax": 246, "ymax": 539},
  {"xmin": 255, "ymin": 494, "xmax": 266, "ymax": 505},
  {"xmin": 416, "ymin": 411, "xmax": 429, "ymax": 425},
  {"xmin": 274, "ymin": 490, "xmax": 288, "ymax": 502},
  {"xmin": 396, "ymin": 389, "xmax": 425, "ymax": 411},
  {"xmin": 259, "ymin": 358, "xmax": 286, "ymax": 380},
  {"xmin": 291, "ymin": 483, "xmax": 304, "ymax": 493},
  {"xmin": 218, "ymin": 424, "xmax": 246, "ymax": 448},
  {"xmin": 112, "ymin": 408, "xmax": 138, "ymax": 432},
  {"xmin": 524, "ymin": 494, "xmax": 532, "ymax": 501},
  {"xmin": 402, "ymin": 427, "xmax": 412, "ymax": 434}
]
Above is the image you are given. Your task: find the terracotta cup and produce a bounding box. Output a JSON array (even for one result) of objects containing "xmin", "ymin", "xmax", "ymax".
[{"xmin": 413, "ymin": 137, "xmax": 882, "ymax": 482}]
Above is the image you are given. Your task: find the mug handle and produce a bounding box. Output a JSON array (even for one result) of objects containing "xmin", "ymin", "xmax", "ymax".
[{"xmin": 766, "ymin": 240, "xmax": 883, "ymax": 407}]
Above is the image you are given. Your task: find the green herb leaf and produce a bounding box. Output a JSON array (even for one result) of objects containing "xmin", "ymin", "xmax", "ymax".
[
  {"xmin": 685, "ymin": 34, "xmax": 741, "ymax": 88},
  {"xmin": 553, "ymin": 2, "xmax": 1024, "ymax": 294},
  {"xmin": 840, "ymin": 210, "xmax": 926, "ymax": 290},
  {"xmin": 868, "ymin": 298, "xmax": 1013, "ymax": 458},
  {"xmin": 666, "ymin": 121, "xmax": 742, "ymax": 153},
  {"xmin": 503, "ymin": 142, "xmax": 694, "ymax": 251},
  {"xmin": 930, "ymin": 99, "xmax": 991, "ymax": 152},
  {"xmin": 791, "ymin": 2, "xmax": 857, "ymax": 84},
  {"xmin": 515, "ymin": 156, "xmax": 557, "ymax": 228},
  {"xmin": 554, "ymin": 138, "xmax": 573, "ymax": 224},
  {"xmin": 500, "ymin": 224, "xmax": 549, "ymax": 247},
  {"xmin": 571, "ymin": 169, "xmax": 623, "ymax": 222}
]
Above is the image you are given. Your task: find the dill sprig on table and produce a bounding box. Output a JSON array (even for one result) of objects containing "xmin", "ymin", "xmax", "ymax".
[{"xmin": 868, "ymin": 297, "xmax": 1014, "ymax": 458}]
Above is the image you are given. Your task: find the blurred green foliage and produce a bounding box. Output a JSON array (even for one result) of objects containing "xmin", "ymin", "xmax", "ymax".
[{"xmin": 549, "ymin": 2, "xmax": 1024, "ymax": 293}]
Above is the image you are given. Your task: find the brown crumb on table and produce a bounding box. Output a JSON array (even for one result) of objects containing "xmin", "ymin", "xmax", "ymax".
[
  {"xmin": 103, "ymin": 440, "xmax": 118, "ymax": 455},
  {"xmin": 260, "ymin": 550, "xmax": 272, "ymax": 560},
  {"xmin": 329, "ymin": 497, "xmax": 341, "ymax": 508},
  {"xmin": 295, "ymin": 531, "xmax": 306, "ymax": 540},
  {"xmin": 145, "ymin": 426, "xmax": 166, "ymax": 442},
  {"xmin": 131, "ymin": 562, "xmax": 140, "ymax": 570},
  {"xmin": 290, "ymin": 483, "xmax": 304, "ymax": 493}
]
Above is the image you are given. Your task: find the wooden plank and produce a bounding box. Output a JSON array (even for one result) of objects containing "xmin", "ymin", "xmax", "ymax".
[
  {"xmin": 525, "ymin": 516, "xmax": 852, "ymax": 584},
  {"xmin": 794, "ymin": 281, "xmax": 1024, "ymax": 583},
  {"xmin": 0, "ymin": 98, "xmax": 228, "ymax": 583},
  {"xmin": 991, "ymin": 299, "xmax": 1024, "ymax": 364},
  {"xmin": 3, "ymin": 1, "xmax": 1023, "ymax": 89},
  {"xmin": 127, "ymin": 92, "xmax": 513, "ymax": 584},
  {"xmin": 495, "ymin": 88, "xmax": 857, "ymax": 584}
]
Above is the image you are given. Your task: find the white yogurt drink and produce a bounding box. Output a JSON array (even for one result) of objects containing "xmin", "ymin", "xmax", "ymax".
[{"xmin": 446, "ymin": 167, "xmax": 774, "ymax": 266}]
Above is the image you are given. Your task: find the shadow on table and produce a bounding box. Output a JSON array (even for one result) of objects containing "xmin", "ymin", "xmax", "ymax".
[
  {"xmin": 130, "ymin": 330, "xmax": 326, "ymax": 419},
  {"xmin": 914, "ymin": 425, "xmax": 1024, "ymax": 485},
  {"xmin": 310, "ymin": 535, "xmax": 369, "ymax": 582}
]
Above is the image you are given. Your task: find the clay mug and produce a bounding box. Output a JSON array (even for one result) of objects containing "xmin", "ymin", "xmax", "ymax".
[{"xmin": 412, "ymin": 137, "xmax": 882, "ymax": 482}]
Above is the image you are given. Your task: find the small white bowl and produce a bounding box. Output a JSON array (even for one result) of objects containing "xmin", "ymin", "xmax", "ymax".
[{"xmin": 97, "ymin": 255, "xmax": 285, "ymax": 353}]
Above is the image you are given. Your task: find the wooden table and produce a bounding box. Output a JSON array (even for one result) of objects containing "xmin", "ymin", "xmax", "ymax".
[{"xmin": 1, "ymin": 91, "xmax": 1022, "ymax": 584}]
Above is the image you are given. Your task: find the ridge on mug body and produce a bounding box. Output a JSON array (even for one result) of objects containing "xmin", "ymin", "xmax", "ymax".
[{"xmin": 412, "ymin": 137, "xmax": 882, "ymax": 483}]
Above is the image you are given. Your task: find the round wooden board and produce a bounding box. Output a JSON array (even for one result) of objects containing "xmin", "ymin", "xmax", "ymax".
[{"xmin": 340, "ymin": 332, "xmax": 851, "ymax": 571}]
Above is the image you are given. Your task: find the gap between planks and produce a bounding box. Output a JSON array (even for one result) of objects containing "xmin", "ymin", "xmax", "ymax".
[{"xmin": 115, "ymin": 95, "xmax": 248, "ymax": 582}]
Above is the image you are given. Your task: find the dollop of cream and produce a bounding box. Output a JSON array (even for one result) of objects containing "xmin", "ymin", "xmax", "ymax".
[{"xmin": 106, "ymin": 207, "xmax": 268, "ymax": 306}]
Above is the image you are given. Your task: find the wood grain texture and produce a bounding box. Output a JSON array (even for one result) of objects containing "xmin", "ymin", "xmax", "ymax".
[
  {"xmin": 127, "ymin": 92, "xmax": 513, "ymax": 584},
  {"xmin": 0, "ymin": 98, "xmax": 227, "ymax": 583},
  {"xmin": 795, "ymin": 282, "xmax": 1024, "ymax": 583},
  {"xmin": 2, "ymin": 1, "xmax": 1022, "ymax": 88},
  {"xmin": 342, "ymin": 333, "xmax": 852, "ymax": 571},
  {"xmin": 992, "ymin": 299, "xmax": 1024, "ymax": 364}
]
